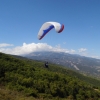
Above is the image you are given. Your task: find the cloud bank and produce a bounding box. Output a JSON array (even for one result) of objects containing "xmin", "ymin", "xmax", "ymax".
[
  {"xmin": 0, "ymin": 42, "xmax": 99, "ymax": 59},
  {"xmin": 0, "ymin": 42, "xmax": 75, "ymax": 55},
  {"xmin": 0, "ymin": 43, "xmax": 13, "ymax": 47}
]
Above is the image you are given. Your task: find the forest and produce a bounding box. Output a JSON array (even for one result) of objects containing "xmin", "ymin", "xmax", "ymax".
[{"xmin": 0, "ymin": 52, "xmax": 100, "ymax": 100}]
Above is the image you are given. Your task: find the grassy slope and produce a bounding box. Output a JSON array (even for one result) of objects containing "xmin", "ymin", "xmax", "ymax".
[{"xmin": 0, "ymin": 52, "xmax": 100, "ymax": 100}]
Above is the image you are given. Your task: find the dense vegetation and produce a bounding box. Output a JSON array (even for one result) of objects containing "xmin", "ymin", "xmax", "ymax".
[{"xmin": 0, "ymin": 52, "xmax": 100, "ymax": 100}]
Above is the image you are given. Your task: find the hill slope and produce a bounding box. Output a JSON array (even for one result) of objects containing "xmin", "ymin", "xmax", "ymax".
[
  {"xmin": 24, "ymin": 51, "xmax": 100, "ymax": 79},
  {"xmin": 0, "ymin": 52, "xmax": 100, "ymax": 100}
]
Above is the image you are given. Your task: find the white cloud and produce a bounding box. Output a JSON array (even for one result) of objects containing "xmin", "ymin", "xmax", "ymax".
[
  {"xmin": 0, "ymin": 43, "xmax": 100, "ymax": 59},
  {"xmin": 91, "ymin": 56, "xmax": 100, "ymax": 59},
  {"xmin": 78, "ymin": 48, "xmax": 87, "ymax": 52},
  {"xmin": 0, "ymin": 42, "xmax": 76, "ymax": 55},
  {"xmin": 0, "ymin": 43, "xmax": 13, "ymax": 47},
  {"xmin": 70, "ymin": 49, "xmax": 76, "ymax": 53},
  {"xmin": 78, "ymin": 48, "xmax": 88, "ymax": 57}
]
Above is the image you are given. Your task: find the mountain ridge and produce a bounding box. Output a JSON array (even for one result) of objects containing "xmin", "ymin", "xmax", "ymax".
[{"xmin": 23, "ymin": 51, "xmax": 100, "ymax": 79}]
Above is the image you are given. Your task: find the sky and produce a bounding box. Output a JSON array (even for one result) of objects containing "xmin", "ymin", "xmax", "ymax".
[{"xmin": 0, "ymin": 0, "xmax": 100, "ymax": 59}]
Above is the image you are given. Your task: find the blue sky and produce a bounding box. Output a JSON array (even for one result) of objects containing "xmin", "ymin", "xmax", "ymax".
[{"xmin": 0, "ymin": 0, "xmax": 100, "ymax": 58}]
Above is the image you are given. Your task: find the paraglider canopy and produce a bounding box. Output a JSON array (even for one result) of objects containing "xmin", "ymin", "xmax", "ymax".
[{"xmin": 37, "ymin": 21, "xmax": 64, "ymax": 40}]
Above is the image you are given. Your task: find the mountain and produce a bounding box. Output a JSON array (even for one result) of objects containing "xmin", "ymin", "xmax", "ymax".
[
  {"xmin": 0, "ymin": 52, "xmax": 100, "ymax": 100},
  {"xmin": 24, "ymin": 51, "xmax": 100, "ymax": 79}
]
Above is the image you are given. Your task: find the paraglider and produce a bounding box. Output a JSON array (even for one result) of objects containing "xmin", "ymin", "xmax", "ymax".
[
  {"xmin": 37, "ymin": 21, "xmax": 64, "ymax": 40},
  {"xmin": 44, "ymin": 61, "xmax": 48, "ymax": 68}
]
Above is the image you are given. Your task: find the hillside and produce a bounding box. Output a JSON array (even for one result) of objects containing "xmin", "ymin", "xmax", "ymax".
[
  {"xmin": 0, "ymin": 52, "xmax": 100, "ymax": 100},
  {"xmin": 24, "ymin": 51, "xmax": 100, "ymax": 79}
]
